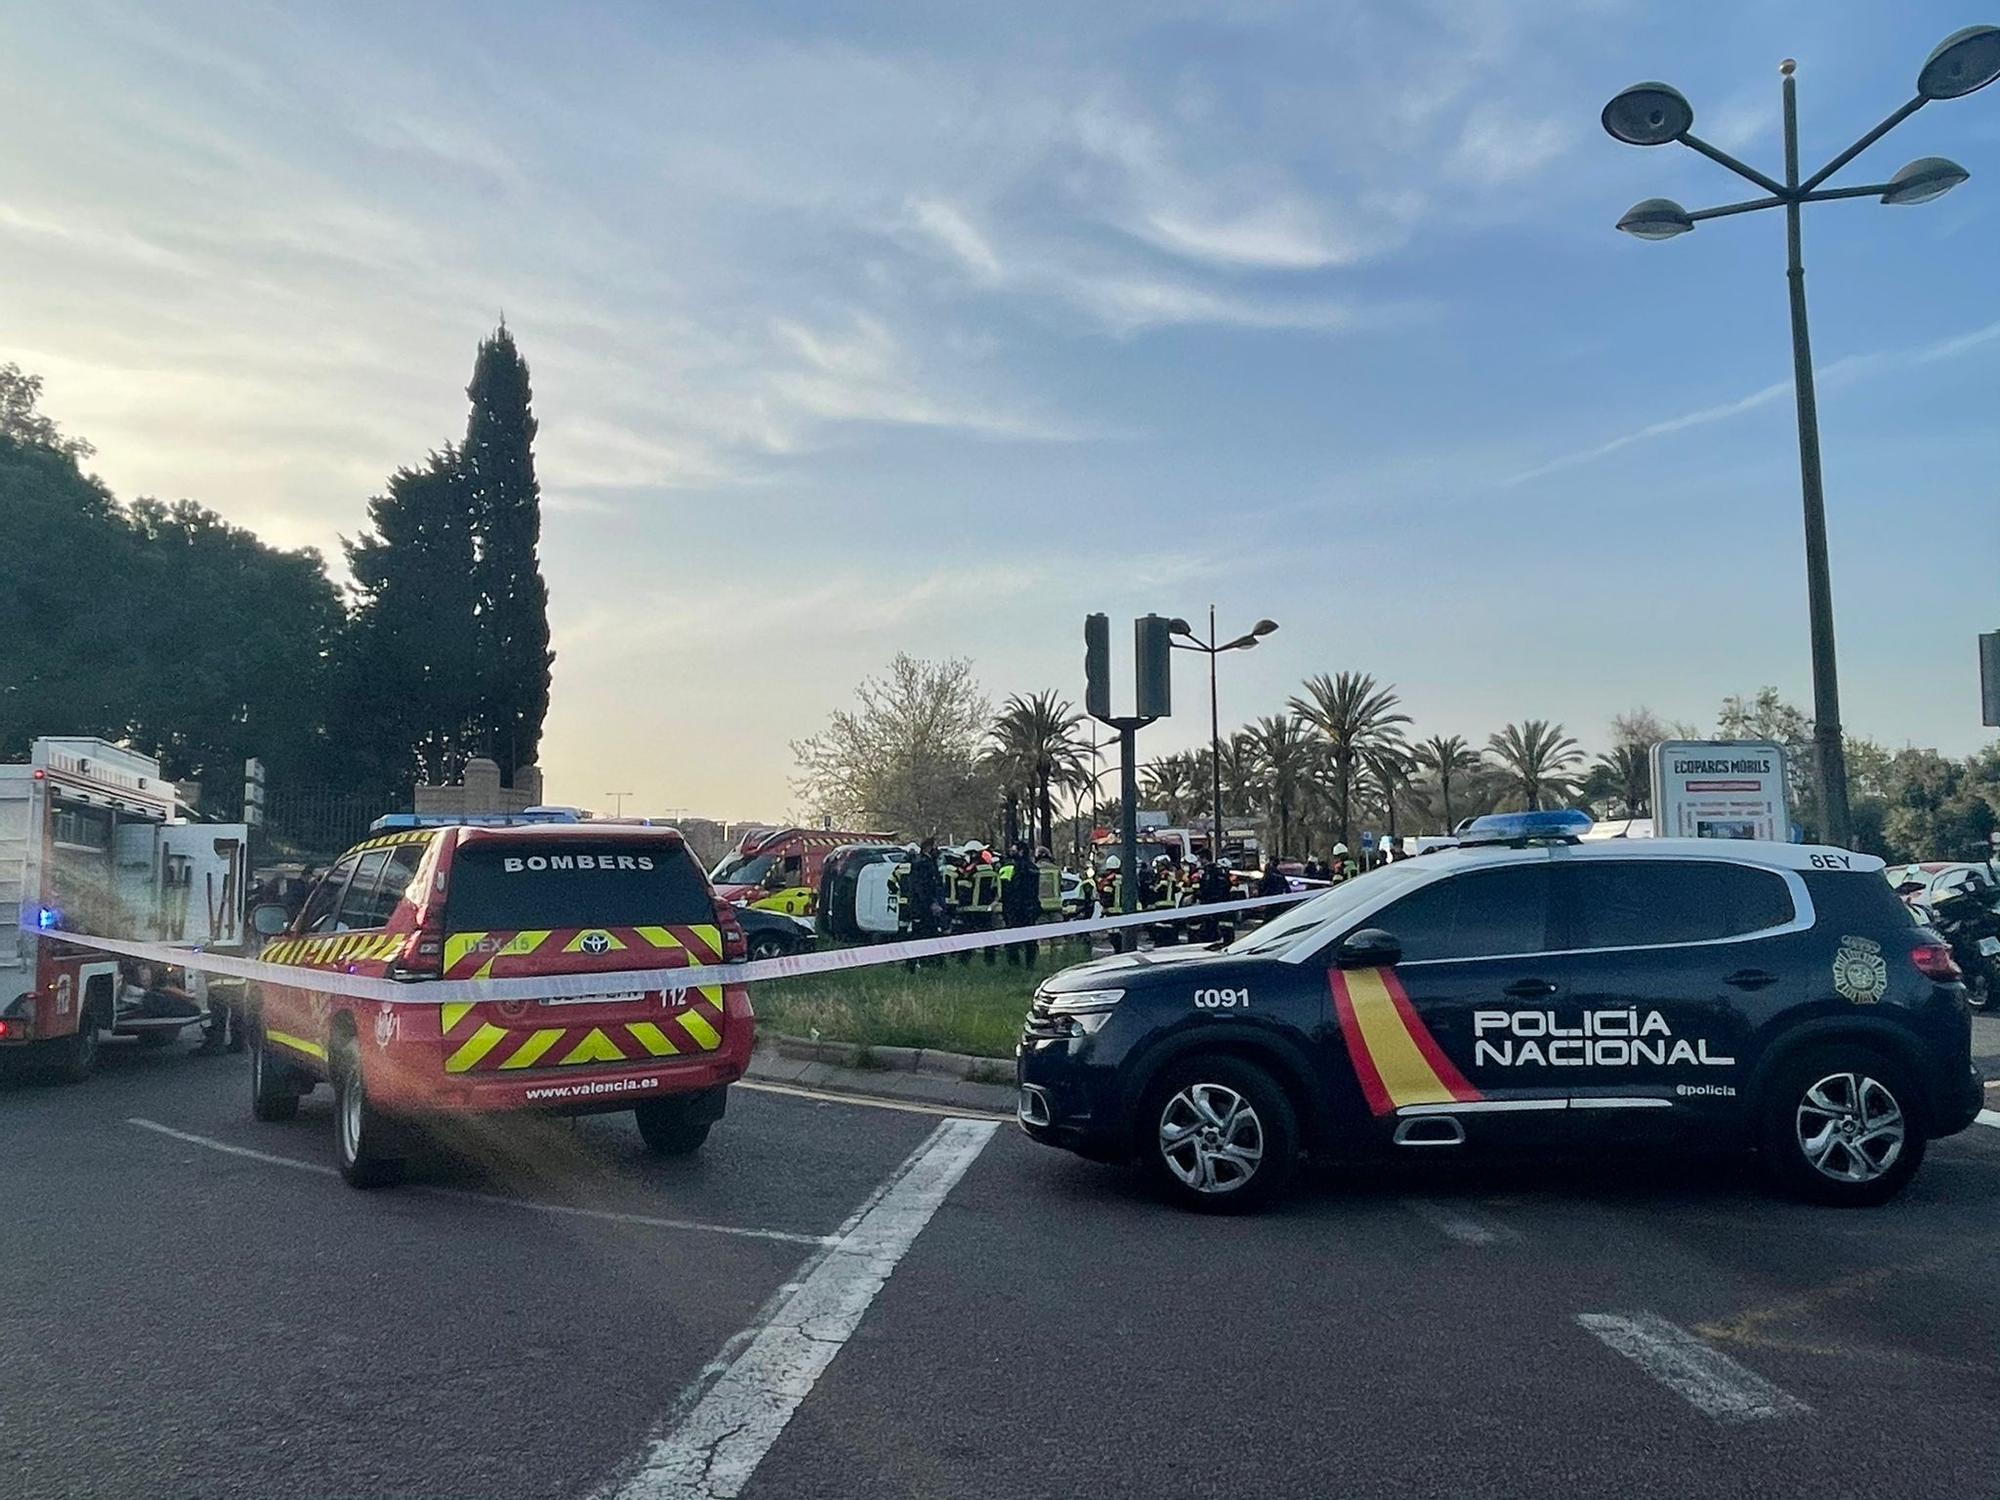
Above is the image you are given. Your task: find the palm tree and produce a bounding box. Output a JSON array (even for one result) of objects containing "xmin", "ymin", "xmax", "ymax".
[
  {"xmin": 1486, "ymin": 720, "xmax": 1584, "ymax": 811},
  {"xmin": 1413, "ymin": 734, "xmax": 1481, "ymax": 832},
  {"xmin": 1245, "ymin": 714, "xmax": 1312, "ymax": 858},
  {"xmin": 1289, "ymin": 671, "xmax": 1411, "ymax": 852},
  {"xmin": 988, "ymin": 691, "xmax": 1091, "ymax": 850},
  {"xmin": 1141, "ymin": 754, "xmax": 1195, "ymax": 821},
  {"xmin": 1593, "ymin": 743, "xmax": 1651, "ymax": 816},
  {"xmin": 1362, "ymin": 743, "xmax": 1414, "ymax": 849}
]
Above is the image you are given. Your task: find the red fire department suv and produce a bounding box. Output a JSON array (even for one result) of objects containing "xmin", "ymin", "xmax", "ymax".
[{"xmin": 247, "ymin": 822, "xmax": 753, "ymax": 1187}]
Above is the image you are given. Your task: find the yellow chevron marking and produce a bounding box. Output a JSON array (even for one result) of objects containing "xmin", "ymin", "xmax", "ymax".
[
  {"xmin": 559, "ymin": 1028, "xmax": 627, "ymax": 1066},
  {"xmin": 445, "ymin": 933, "xmax": 488, "ymax": 970},
  {"xmin": 499, "ymin": 1028, "xmax": 565, "ymax": 1069},
  {"xmin": 626, "ymin": 1021, "xmax": 679, "ymax": 1057},
  {"xmin": 676, "ymin": 1009, "xmax": 722, "ymax": 1051},
  {"xmin": 444, "ymin": 1023, "xmax": 509, "ymax": 1074},
  {"xmin": 634, "ymin": 926, "xmax": 681, "ymax": 952},
  {"xmin": 562, "ymin": 928, "xmax": 628, "ymax": 953},
  {"xmin": 441, "ymin": 1001, "xmax": 477, "ymax": 1034}
]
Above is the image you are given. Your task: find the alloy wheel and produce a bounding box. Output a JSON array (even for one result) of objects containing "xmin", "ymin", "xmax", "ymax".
[
  {"xmin": 1159, "ymin": 1083, "xmax": 1264, "ymax": 1194},
  {"xmin": 1796, "ymin": 1070, "xmax": 1904, "ymax": 1183}
]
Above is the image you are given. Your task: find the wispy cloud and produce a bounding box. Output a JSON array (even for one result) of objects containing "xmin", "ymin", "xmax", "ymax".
[{"xmin": 1504, "ymin": 319, "xmax": 2000, "ymax": 486}]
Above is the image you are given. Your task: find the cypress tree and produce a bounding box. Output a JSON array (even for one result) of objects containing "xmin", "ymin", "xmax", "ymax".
[
  {"xmin": 343, "ymin": 448, "xmax": 481, "ymax": 792},
  {"xmin": 463, "ymin": 324, "xmax": 553, "ymax": 785}
]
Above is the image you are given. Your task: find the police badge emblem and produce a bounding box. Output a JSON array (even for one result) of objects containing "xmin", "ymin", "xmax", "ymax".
[{"xmin": 1832, "ymin": 935, "xmax": 1887, "ymax": 1003}]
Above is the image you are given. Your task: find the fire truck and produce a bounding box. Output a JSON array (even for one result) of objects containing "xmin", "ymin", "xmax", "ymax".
[
  {"xmin": 0, "ymin": 737, "xmax": 249, "ymax": 1080},
  {"xmin": 708, "ymin": 825, "xmax": 889, "ymax": 914}
]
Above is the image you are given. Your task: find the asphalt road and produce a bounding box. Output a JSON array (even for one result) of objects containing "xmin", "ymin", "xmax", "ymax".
[{"xmin": 4, "ymin": 1021, "xmax": 1998, "ymax": 1500}]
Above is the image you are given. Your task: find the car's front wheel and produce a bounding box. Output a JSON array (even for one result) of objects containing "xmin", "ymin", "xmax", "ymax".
[
  {"xmin": 747, "ymin": 931, "xmax": 790, "ymax": 962},
  {"xmin": 1759, "ymin": 1043, "xmax": 1926, "ymax": 1207},
  {"xmin": 1140, "ymin": 1055, "xmax": 1298, "ymax": 1213},
  {"xmin": 332, "ymin": 1037, "xmax": 405, "ymax": 1189}
]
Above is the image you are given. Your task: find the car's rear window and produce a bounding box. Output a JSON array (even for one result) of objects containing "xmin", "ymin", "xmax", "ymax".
[{"xmin": 446, "ymin": 841, "xmax": 714, "ymax": 929}]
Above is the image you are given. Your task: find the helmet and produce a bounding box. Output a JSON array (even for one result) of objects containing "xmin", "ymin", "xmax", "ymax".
[
  {"xmin": 1331, "ymin": 843, "xmax": 1349, "ymax": 856},
  {"xmin": 1102, "ymin": 854, "xmax": 1122, "ymax": 872}
]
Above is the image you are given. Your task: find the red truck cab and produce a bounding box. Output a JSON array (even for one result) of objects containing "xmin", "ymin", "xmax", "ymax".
[{"xmin": 248, "ymin": 821, "xmax": 752, "ymax": 1187}]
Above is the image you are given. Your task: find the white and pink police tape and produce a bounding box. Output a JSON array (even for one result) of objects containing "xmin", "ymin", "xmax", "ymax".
[{"xmin": 45, "ymin": 887, "xmax": 1321, "ymax": 1006}]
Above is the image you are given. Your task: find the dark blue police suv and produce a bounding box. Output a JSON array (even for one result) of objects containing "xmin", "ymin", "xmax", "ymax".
[{"xmin": 1018, "ymin": 813, "xmax": 1982, "ymax": 1212}]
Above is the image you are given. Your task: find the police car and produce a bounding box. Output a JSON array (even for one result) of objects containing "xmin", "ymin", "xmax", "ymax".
[{"xmin": 1017, "ymin": 811, "xmax": 1982, "ymax": 1212}]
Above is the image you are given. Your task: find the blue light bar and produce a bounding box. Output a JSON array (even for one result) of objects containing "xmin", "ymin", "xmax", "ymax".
[
  {"xmin": 1459, "ymin": 809, "xmax": 1594, "ymax": 846},
  {"xmin": 367, "ymin": 809, "xmax": 583, "ymax": 832},
  {"xmin": 36, "ymin": 905, "xmax": 61, "ymax": 930}
]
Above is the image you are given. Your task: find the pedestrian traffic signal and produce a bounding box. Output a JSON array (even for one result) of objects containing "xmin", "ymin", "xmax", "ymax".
[{"xmin": 1084, "ymin": 613, "xmax": 1111, "ymax": 721}]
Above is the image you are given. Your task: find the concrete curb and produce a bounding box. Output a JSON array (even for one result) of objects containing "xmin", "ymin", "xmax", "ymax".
[
  {"xmin": 746, "ymin": 1044, "xmax": 1017, "ymax": 1114},
  {"xmin": 763, "ymin": 1030, "xmax": 1012, "ymax": 1082}
]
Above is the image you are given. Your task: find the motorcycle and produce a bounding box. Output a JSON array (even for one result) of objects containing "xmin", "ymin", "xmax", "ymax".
[{"xmin": 1923, "ymin": 884, "xmax": 2000, "ymax": 1011}]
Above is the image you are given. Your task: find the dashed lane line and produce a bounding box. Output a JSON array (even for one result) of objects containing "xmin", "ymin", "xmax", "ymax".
[
  {"xmin": 606, "ymin": 1116, "xmax": 999, "ymax": 1500},
  {"xmin": 1578, "ymin": 1311, "xmax": 1812, "ymax": 1423},
  {"xmin": 126, "ymin": 1117, "xmax": 832, "ymax": 1246}
]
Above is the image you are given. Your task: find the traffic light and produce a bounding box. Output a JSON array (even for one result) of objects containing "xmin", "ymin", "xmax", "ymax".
[
  {"xmin": 1135, "ymin": 614, "xmax": 1172, "ymax": 719},
  {"xmin": 1084, "ymin": 613, "xmax": 1111, "ymax": 720},
  {"xmin": 1981, "ymin": 631, "xmax": 2000, "ymax": 727}
]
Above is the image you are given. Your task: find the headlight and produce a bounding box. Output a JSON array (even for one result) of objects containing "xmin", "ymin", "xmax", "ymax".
[{"xmin": 1043, "ymin": 988, "xmax": 1124, "ymax": 1015}]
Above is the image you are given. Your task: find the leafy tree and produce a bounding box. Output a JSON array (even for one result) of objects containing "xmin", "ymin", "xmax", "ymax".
[
  {"xmin": 791, "ymin": 654, "xmax": 992, "ymax": 836},
  {"xmin": 463, "ymin": 325, "xmax": 552, "ymax": 784},
  {"xmin": 342, "ymin": 449, "xmax": 483, "ymax": 792},
  {"xmin": 0, "ymin": 363, "xmax": 94, "ymax": 463},
  {"xmin": 1486, "ymin": 720, "xmax": 1583, "ymax": 811},
  {"xmin": 1412, "ymin": 733, "xmax": 1480, "ymax": 832},
  {"xmin": 987, "ymin": 691, "xmax": 1090, "ymax": 851},
  {"xmin": 1289, "ymin": 671, "xmax": 1410, "ymax": 851}
]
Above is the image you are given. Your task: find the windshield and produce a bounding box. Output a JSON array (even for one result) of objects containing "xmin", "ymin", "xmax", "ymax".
[
  {"xmin": 710, "ymin": 850, "xmax": 778, "ymax": 886},
  {"xmin": 1226, "ymin": 860, "xmax": 1437, "ymax": 956}
]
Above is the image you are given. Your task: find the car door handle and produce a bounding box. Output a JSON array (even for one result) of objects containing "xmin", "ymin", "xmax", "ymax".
[
  {"xmin": 1503, "ymin": 979, "xmax": 1558, "ymax": 999},
  {"xmin": 1724, "ymin": 969, "xmax": 1778, "ymax": 991}
]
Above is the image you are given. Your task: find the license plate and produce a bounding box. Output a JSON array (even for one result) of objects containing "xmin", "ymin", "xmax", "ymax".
[
  {"xmin": 540, "ymin": 992, "xmax": 645, "ymax": 1007},
  {"xmin": 1977, "ymin": 937, "xmax": 2000, "ymax": 957}
]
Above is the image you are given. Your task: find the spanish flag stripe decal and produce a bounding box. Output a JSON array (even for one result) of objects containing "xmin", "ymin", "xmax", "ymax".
[
  {"xmin": 1330, "ymin": 971, "xmax": 1395, "ymax": 1116},
  {"xmin": 1330, "ymin": 968, "xmax": 1481, "ymax": 1115},
  {"xmin": 1378, "ymin": 967, "xmax": 1480, "ymax": 1100}
]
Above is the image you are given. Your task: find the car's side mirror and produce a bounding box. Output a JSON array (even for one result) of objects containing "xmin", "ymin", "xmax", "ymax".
[
  {"xmin": 1335, "ymin": 928, "xmax": 1402, "ymax": 969},
  {"xmin": 250, "ymin": 903, "xmax": 290, "ymax": 937}
]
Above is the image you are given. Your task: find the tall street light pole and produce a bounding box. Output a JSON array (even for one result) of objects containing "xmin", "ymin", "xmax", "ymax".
[
  {"xmin": 1603, "ymin": 25, "xmax": 2000, "ymax": 849},
  {"xmin": 1169, "ymin": 610, "xmax": 1278, "ymax": 862}
]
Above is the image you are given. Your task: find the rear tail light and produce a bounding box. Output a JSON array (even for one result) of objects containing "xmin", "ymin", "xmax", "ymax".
[
  {"xmin": 391, "ymin": 922, "xmax": 446, "ymax": 982},
  {"xmin": 713, "ymin": 898, "xmax": 747, "ymax": 963},
  {"xmin": 1912, "ymin": 942, "xmax": 1962, "ymax": 981}
]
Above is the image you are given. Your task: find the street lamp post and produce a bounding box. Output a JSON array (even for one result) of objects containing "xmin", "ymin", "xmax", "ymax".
[
  {"xmin": 1604, "ymin": 25, "xmax": 2000, "ymax": 849},
  {"xmin": 1169, "ymin": 609, "xmax": 1278, "ymax": 863}
]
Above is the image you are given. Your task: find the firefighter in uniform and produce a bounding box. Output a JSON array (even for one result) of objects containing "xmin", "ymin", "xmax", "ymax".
[
  {"xmin": 1197, "ymin": 857, "xmax": 1235, "ymax": 944},
  {"xmin": 902, "ymin": 837, "xmax": 946, "ymax": 972}
]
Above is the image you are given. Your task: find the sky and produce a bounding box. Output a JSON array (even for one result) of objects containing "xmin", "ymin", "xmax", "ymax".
[{"xmin": 6, "ymin": 1, "xmax": 1998, "ymax": 820}]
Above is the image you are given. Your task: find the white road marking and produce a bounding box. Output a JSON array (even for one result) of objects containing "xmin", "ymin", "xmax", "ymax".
[
  {"xmin": 1402, "ymin": 1197, "xmax": 1517, "ymax": 1246},
  {"xmin": 1974, "ymin": 1108, "xmax": 2000, "ymax": 1130},
  {"xmin": 608, "ymin": 1117, "xmax": 999, "ymax": 1500},
  {"xmin": 126, "ymin": 1118, "xmax": 830, "ymax": 1246},
  {"xmin": 737, "ymin": 1077, "xmax": 1012, "ymax": 1122},
  {"xmin": 1577, "ymin": 1312, "xmax": 1811, "ymax": 1422}
]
